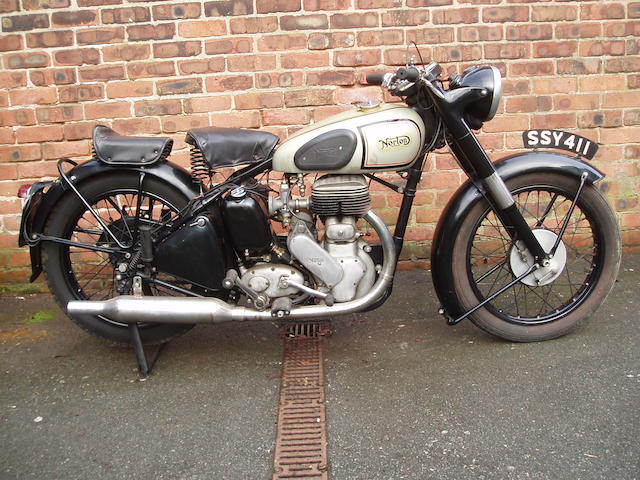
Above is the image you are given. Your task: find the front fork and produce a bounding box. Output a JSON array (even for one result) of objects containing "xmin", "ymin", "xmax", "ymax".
[{"xmin": 448, "ymin": 129, "xmax": 550, "ymax": 265}]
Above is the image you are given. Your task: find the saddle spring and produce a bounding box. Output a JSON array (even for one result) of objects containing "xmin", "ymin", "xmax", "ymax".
[{"xmin": 189, "ymin": 144, "xmax": 212, "ymax": 186}]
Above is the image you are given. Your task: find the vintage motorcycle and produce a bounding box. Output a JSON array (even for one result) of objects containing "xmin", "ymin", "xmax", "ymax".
[{"xmin": 18, "ymin": 58, "xmax": 621, "ymax": 357}]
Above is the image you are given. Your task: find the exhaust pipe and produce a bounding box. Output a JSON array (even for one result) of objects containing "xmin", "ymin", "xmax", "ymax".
[{"xmin": 68, "ymin": 211, "xmax": 396, "ymax": 324}]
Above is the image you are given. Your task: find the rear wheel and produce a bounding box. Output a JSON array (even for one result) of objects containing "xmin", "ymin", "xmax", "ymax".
[
  {"xmin": 43, "ymin": 172, "xmax": 196, "ymax": 344},
  {"xmin": 451, "ymin": 172, "xmax": 620, "ymax": 342}
]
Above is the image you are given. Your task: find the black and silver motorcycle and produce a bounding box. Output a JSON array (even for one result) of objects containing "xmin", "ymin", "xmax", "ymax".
[{"xmin": 18, "ymin": 58, "xmax": 621, "ymax": 356}]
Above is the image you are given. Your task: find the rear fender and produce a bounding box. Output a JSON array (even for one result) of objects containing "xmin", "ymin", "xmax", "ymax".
[
  {"xmin": 431, "ymin": 151, "xmax": 604, "ymax": 321},
  {"xmin": 22, "ymin": 158, "xmax": 199, "ymax": 282}
]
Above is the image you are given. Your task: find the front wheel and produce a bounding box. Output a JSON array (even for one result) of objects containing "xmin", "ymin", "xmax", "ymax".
[{"xmin": 451, "ymin": 172, "xmax": 621, "ymax": 342}]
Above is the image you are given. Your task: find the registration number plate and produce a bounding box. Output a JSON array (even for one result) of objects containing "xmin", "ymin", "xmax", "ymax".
[{"xmin": 522, "ymin": 130, "xmax": 598, "ymax": 160}]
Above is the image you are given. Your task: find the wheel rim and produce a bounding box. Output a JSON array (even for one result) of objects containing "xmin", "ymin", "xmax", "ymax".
[
  {"xmin": 466, "ymin": 184, "xmax": 602, "ymax": 325},
  {"xmin": 60, "ymin": 187, "xmax": 190, "ymax": 327}
]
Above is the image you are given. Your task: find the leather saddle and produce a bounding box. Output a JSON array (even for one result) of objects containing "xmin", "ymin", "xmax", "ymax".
[
  {"xmin": 185, "ymin": 127, "xmax": 279, "ymax": 169},
  {"xmin": 92, "ymin": 125, "xmax": 173, "ymax": 165}
]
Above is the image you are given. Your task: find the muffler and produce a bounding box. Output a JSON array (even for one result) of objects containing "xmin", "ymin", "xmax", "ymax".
[{"xmin": 67, "ymin": 211, "xmax": 396, "ymax": 324}]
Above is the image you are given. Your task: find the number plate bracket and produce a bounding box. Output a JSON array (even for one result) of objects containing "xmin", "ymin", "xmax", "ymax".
[{"xmin": 522, "ymin": 129, "xmax": 598, "ymax": 160}]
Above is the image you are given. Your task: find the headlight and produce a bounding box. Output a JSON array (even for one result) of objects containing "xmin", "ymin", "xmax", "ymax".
[{"xmin": 454, "ymin": 65, "xmax": 502, "ymax": 127}]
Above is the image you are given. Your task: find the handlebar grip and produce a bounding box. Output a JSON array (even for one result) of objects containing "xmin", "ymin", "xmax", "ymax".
[
  {"xmin": 396, "ymin": 67, "xmax": 420, "ymax": 82},
  {"xmin": 365, "ymin": 73, "xmax": 386, "ymax": 85}
]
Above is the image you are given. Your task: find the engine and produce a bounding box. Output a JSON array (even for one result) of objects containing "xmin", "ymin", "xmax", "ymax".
[{"xmin": 284, "ymin": 174, "xmax": 376, "ymax": 303}]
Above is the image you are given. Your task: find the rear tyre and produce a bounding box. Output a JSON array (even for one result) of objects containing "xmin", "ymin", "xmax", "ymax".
[
  {"xmin": 43, "ymin": 172, "xmax": 195, "ymax": 344},
  {"xmin": 451, "ymin": 172, "xmax": 621, "ymax": 342}
]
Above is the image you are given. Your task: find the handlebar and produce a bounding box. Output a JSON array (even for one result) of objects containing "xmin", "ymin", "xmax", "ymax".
[
  {"xmin": 365, "ymin": 73, "xmax": 386, "ymax": 85},
  {"xmin": 396, "ymin": 67, "xmax": 420, "ymax": 82}
]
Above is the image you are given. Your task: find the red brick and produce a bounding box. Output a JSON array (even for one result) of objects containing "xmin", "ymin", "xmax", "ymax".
[
  {"xmin": 101, "ymin": 7, "xmax": 150, "ymax": 24},
  {"xmin": 79, "ymin": 65, "xmax": 126, "ymax": 82},
  {"xmin": 23, "ymin": 0, "xmax": 69, "ymax": 9},
  {"xmin": 153, "ymin": 3, "xmax": 201, "ymax": 20},
  {"xmin": 333, "ymin": 49, "xmax": 380, "ymax": 67},
  {"xmin": 30, "ymin": 68, "xmax": 76, "ymax": 86},
  {"xmin": 308, "ymin": 32, "xmax": 355, "ymax": 50},
  {"xmin": 42, "ymin": 140, "xmax": 91, "ymax": 160},
  {"xmin": 604, "ymin": 20, "xmax": 640, "ymax": 38},
  {"xmin": 58, "ymin": 84, "xmax": 104, "ymax": 103},
  {"xmin": 531, "ymin": 5, "xmax": 577, "ymax": 22},
  {"xmin": 229, "ymin": 17, "xmax": 277, "ymax": 33},
  {"xmin": 258, "ymin": 34, "xmax": 306, "ymax": 51},
  {"xmin": 10, "ymin": 87, "xmax": 57, "ymax": 106},
  {"xmin": 606, "ymin": 57, "xmax": 640, "ymax": 74},
  {"xmin": 257, "ymin": 0, "xmax": 300, "ymax": 13},
  {"xmin": 0, "ymin": 128, "xmax": 15, "ymax": 144},
  {"xmin": 54, "ymin": 48, "xmax": 100, "ymax": 66},
  {"xmin": 210, "ymin": 111, "xmax": 260, "ymax": 128},
  {"xmin": 557, "ymin": 59, "xmax": 601, "ymax": 75},
  {"xmin": 178, "ymin": 58, "xmax": 225, "ymax": 75},
  {"xmin": 357, "ymin": 0, "xmax": 401, "ymax": 7},
  {"xmin": 434, "ymin": 45, "xmax": 481, "ymax": 62},
  {"xmin": 578, "ymin": 111, "xmax": 622, "ymax": 129},
  {"xmin": 307, "ymin": 70, "xmax": 355, "ymax": 86},
  {"xmin": 183, "ymin": 96, "xmax": 231, "ymax": 114},
  {"xmin": 112, "ymin": 118, "xmax": 161, "ymax": 135},
  {"xmin": 483, "ymin": 6, "xmax": 528, "ymax": 23},
  {"xmin": 579, "ymin": 40, "xmax": 625, "ymax": 57},
  {"xmin": 282, "ymin": 51, "xmax": 329, "ymax": 69},
  {"xmin": 457, "ymin": 25, "xmax": 500, "ymax": 43},
  {"xmin": 18, "ymin": 161, "xmax": 58, "ymax": 179},
  {"xmin": 4, "ymin": 51, "xmax": 49, "ymax": 69},
  {"xmin": 157, "ymin": 78, "xmax": 203, "ymax": 96},
  {"xmin": 206, "ymin": 74, "xmax": 253, "ymax": 92},
  {"xmin": 579, "ymin": 75, "xmax": 625, "ymax": 92},
  {"xmin": 76, "ymin": 27, "xmax": 124, "ymax": 45},
  {"xmin": 531, "ymin": 113, "xmax": 577, "ymax": 130},
  {"xmin": 335, "ymin": 86, "xmax": 383, "ymax": 105},
  {"xmin": 285, "ymin": 89, "xmax": 333, "ymax": 107},
  {"xmin": 127, "ymin": 61, "xmax": 176, "ymax": 79},
  {"xmin": 0, "ymin": 0, "xmax": 19, "ymax": 12},
  {"xmin": 178, "ymin": 19, "xmax": 227, "ymax": 38},
  {"xmin": 553, "ymin": 94, "xmax": 599, "ymax": 112},
  {"xmin": 505, "ymin": 96, "xmax": 552, "ymax": 113},
  {"xmin": 103, "ymin": 44, "xmax": 150, "ymax": 62},
  {"xmin": 358, "ymin": 29, "xmax": 404, "ymax": 47},
  {"xmin": 603, "ymin": 91, "xmax": 640, "ymax": 108},
  {"xmin": 384, "ymin": 47, "xmax": 431, "ymax": 66},
  {"xmin": 601, "ymin": 126, "xmax": 640, "ymax": 145},
  {"xmin": 0, "ymin": 108, "xmax": 36, "ymax": 127},
  {"xmin": 432, "ymin": 8, "xmax": 478, "ymax": 24},
  {"xmin": 78, "ymin": 0, "xmax": 121, "ymax": 6},
  {"xmin": 307, "ymin": 0, "xmax": 350, "ymax": 9},
  {"xmin": 0, "ymin": 71, "xmax": 26, "ymax": 88},
  {"xmin": 407, "ymin": 0, "xmax": 452, "ymax": 5},
  {"xmin": 162, "ymin": 115, "xmax": 210, "ymax": 133},
  {"xmin": 16, "ymin": 125, "xmax": 64, "ymax": 143},
  {"xmin": 1, "ymin": 14, "xmax": 49, "ymax": 32},
  {"xmin": 134, "ymin": 99, "xmax": 182, "ymax": 117},
  {"xmin": 506, "ymin": 24, "xmax": 552, "ymax": 41},
  {"xmin": 206, "ymin": 37, "xmax": 252, "ymax": 55},
  {"xmin": 227, "ymin": 54, "xmax": 276, "ymax": 72},
  {"xmin": 0, "ymin": 144, "xmax": 41, "ymax": 162},
  {"xmin": 581, "ymin": 2, "xmax": 625, "ymax": 20},
  {"xmin": 484, "ymin": 43, "xmax": 529, "ymax": 60},
  {"xmin": 106, "ymin": 81, "xmax": 152, "ymax": 99},
  {"xmin": 555, "ymin": 23, "xmax": 601, "ymax": 40},
  {"xmin": 330, "ymin": 12, "xmax": 377, "ymax": 29},
  {"xmin": 127, "ymin": 23, "xmax": 175, "ymax": 41},
  {"xmin": 204, "ymin": 0, "xmax": 253, "ymax": 16},
  {"xmin": 84, "ymin": 101, "xmax": 131, "ymax": 120},
  {"xmin": 153, "ymin": 41, "xmax": 201, "ymax": 58},
  {"xmin": 382, "ymin": 10, "xmax": 428, "ymax": 26},
  {"xmin": 51, "ymin": 10, "xmax": 97, "ymax": 27},
  {"xmin": 256, "ymin": 71, "xmax": 304, "ymax": 89},
  {"xmin": 508, "ymin": 60, "xmax": 553, "ymax": 77},
  {"xmin": 262, "ymin": 109, "xmax": 311, "ymax": 126},
  {"xmin": 0, "ymin": 34, "xmax": 22, "ymax": 51},
  {"xmin": 533, "ymin": 41, "xmax": 577, "ymax": 58},
  {"xmin": 234, "ymin": 92, "xmax": 283, "ymax": 110}
]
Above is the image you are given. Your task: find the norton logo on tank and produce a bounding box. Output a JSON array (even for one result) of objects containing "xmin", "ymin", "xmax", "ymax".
[{"xmin": 377, "ymin": 135, "xmax": 411, "ymax": 151}]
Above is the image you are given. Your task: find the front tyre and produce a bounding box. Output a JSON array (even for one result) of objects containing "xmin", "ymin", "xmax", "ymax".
[
  {"xmin": 451, "ymin": 172, "xmax": 621, "ymax": 342},
  {"xmin": 43, "ymin": 172, "xmax": 195, "ymax": 345}
]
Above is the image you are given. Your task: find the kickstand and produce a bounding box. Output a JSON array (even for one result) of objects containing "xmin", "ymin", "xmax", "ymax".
[{"xmin": 128, "ymin": 323, "xmax": 167, "ymax": 378}]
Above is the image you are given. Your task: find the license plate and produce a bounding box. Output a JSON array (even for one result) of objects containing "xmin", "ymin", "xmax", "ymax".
[{"xmin": 522, "ymin": 130, "xmax": 598, "ymax": 160}]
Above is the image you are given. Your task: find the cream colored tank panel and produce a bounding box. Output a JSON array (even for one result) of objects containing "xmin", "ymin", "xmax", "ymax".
[{"xmin": 272, "ymin": 104, "xmax": 426, "ymax": 174}]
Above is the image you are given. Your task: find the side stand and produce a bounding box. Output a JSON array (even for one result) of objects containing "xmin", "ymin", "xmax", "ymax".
[{"xmin": 128, "ymin": 323, "xmax": 167, "ymax": 378}]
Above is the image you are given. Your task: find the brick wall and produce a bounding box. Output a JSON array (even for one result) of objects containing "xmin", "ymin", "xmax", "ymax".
[{"xmin": 0, "ymin": 0, "xmax": 639, "ymax": 288}]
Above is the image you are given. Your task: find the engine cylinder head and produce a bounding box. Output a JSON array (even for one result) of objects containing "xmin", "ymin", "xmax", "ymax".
[{"xmin": 311, "ymin": 175, "xmax": 370, "ymax": 217}]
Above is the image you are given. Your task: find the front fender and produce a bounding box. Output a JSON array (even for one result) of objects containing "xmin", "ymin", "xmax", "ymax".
[
  {"xmin": 22, "ymin": 158, "xmax": 199, "ymax": 282},
  {"xmin": 431, "ymin": 151, "xmax": 604, "ymax": 321}
]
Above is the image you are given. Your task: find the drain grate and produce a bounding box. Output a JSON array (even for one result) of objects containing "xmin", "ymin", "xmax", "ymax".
[{"xmin": 273, "ymin": 323, "xmax": 331, "ymax": 480}]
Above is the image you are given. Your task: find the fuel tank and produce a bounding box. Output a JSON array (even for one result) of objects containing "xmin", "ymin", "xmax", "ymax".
[{"xmin": 272, "ymin": 104, "xmax": 426, "ymax": 174}]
